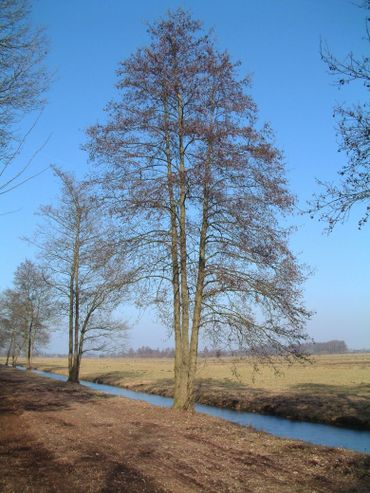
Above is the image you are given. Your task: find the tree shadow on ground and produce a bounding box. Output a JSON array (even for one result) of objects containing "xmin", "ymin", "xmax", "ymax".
[
  {"xmin": 101, "ymin": 462, "xmax": 166, "ymax": 493},
  {"xmin": 0, "ymin": 426, "xmax": 165, "ymax": 493},
  {"xmin": 0, "ymin": 365, "xmax": 112, "ymax": 415}
]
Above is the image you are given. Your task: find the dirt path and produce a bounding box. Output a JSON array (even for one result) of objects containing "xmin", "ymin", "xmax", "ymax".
[{"xmin": 0, "ymin": 366, "xmax": 369, "ymax": 493}]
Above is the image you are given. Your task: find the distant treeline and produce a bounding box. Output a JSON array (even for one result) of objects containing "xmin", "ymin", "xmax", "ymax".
[
  {"xmin": 20, "ymin": 340, "xmax": 368, "ymax": 359},
  {"xmin": 103, "ymin": 340, "xmax": 353, "ymax": 358},
  {"xmin": 107, "ymin": 346, "xmax": 176, "ymax": 358},
  {"xmin": 299, "ymin": 340, "xmax": 348, "ymax": 355}
]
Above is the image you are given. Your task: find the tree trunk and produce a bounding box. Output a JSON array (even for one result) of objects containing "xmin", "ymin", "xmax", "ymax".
[
  {"xmin": 173, "ymin": 143, "xmax": 210, "ymax": 410},
  {"xmin": 173, "ymin": 346, "xmax": 194, "ymax": 409},
  {"xmin": 68, "ymin": 312, "xmax": 89, "ymax": 384},
  {"xmin": 68, "ymin": 356, "xmax": 80, "ymax": 383},
  {"xmin": 188, "ymin": 153, "xmax": 210, "ymax": 407},
  {"xmin": 173, "ymin": 91, "xmax": 193, "ymax": 410},
  {"xmin": 68, "ymin": 271, "xmax": 74, "ymax": 374},
  {"xmin": 68, "ymin": 223, "xmax": 80, "ymax": 383},
  {"xmin": 68, "ymin": 341, "xmax": 81, "ymax": 383},
  {"xmin": 26, "ymin": 321, "xmax": 33, "ymax": 369},
  {"xmin": 74, "ymin": 257, "xmax": 80, "ymax": 371},
  {"xmin": 11, "ymin": 342, "xmax": 18, "ymax": 367},
  {"xmin": 163, "ymin": 97, "xmax": 185, "ymax": 410},
  {"xmin": 177, "ymin": 91, "xmax": 190, "ymax": 356},
  {"xmin": 5, "ymin": 332, "xmax": 15, "ymax": 366}
]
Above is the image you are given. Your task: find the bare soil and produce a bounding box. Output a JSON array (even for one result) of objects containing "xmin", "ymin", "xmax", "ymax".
[{"xmin": 0, "ymin": 366, "xmax": 369, "ymax": 493}]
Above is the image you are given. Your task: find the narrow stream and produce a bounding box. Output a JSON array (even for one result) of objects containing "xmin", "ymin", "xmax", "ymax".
[{"xmin": 19, "ymin": 367, "xmax": 370, "ymax": 454}]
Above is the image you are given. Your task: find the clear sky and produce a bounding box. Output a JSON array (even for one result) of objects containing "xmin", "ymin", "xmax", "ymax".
[{"xmin": 0, "ymin": 0, "xmax": 369, "ymax": 351}]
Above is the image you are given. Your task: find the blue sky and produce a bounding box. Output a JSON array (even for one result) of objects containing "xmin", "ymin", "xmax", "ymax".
[{"xmin": 0, "ymin": 0, "xmax": 369, "ymax": 351}]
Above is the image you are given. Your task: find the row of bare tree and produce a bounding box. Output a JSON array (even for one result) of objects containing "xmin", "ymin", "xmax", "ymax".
[{"xmin": 1, "ymin": 167, "xmax": 133, "ymax": 381}]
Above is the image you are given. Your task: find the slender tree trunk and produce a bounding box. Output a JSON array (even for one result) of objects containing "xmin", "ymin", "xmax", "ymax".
[
  {"xmin": 68, "ymin": 223, "xmax": 80, "ymax": 383},
  {"xmin": 11, "ymin": 341, "xmax": 18, "ymax": 367},
  {"xmin": 173, "ymin": 92, "xmax": 192, "ymax": 410},
  {"xmin": 70, "ymin": 257, "xmax": 80, "ymax": 383},
  {"xmin": 187, "ymin": 148, "xmax": 211, "ymax": 405},
  {"xmin": 163, "ymin": 98, "xmax": 185, "ymax": 409},
  {"xmin": 71, "ymin": 329, "xmax": 86, "ymax": 384},
  {"xmin": 5, "ymin": 331, "xmax": 15, "ymax": 366},
  {"xmin": 69, "ymin": 313, "xmax": 90, "ymax": 384},
  {"xmin": 187, "ymin": 181, "xmax": 209, "ymax": 404},
  {"xmin": 176, "ymin": 142, "xmax": 211, "ymax": 409},
  {"xmin": 68, "ymin": 271, "xmax": 74, "ymax": 375},
  {"xmin": 26, "ymin": 321, "xmax": 33, "ymax": 369}
]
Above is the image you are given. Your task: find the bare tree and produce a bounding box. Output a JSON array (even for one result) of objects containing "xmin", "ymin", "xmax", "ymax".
[
  {"xmin": 309, "ymin": 6, "xmax": 369, "ymax": 230},
  {"xmin": 13, "ymin": 259, "xmax": 54, "ymax": 368},
  {"xmin": 86, "ymin": 10, "xmax": 310, "ymax": 410},
  {"xmin": 0, "ymin": 289, "xmax": 26, "ymax": 366},
  {"xmin": 0, "ymin": 293, "xmax": 15, "ymax": 362},
  {"xmin": 30, "ymin": 167, "xmax": 132, "ymax": 383},
  {"xmin": 0, "ymin": 261, "xmax": 53, "ymax": 368},
  {"xmin": 0, "ymin": 0, "xmax": 49, "ymax": 197}
]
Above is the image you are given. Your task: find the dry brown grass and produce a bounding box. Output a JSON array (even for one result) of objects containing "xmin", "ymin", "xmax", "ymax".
[
  {"xmin": 2, "ymin": 366, "xmax": 370, "ymax": 493},
  {"xmin": 8, "ymin": 352, "xmax": 370, "ymax": 389}
]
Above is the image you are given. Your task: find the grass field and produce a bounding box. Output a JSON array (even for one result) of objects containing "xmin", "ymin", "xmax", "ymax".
[{"xmin": 7, "ymin": 353, "xmax": 370, "ymax": 429}]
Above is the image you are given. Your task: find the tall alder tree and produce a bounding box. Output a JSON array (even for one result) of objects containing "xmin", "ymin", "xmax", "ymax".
[
  {"xmin": 87, "ymin": 10, "xmax": 310, "ymax": 410},
  {"xmin": 310, "ymin": 6, "xmax": 369, "ymax": 230},
  {"xmin": 32, "ymin": 168, "xmax": 131, "ymax": 383}
]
